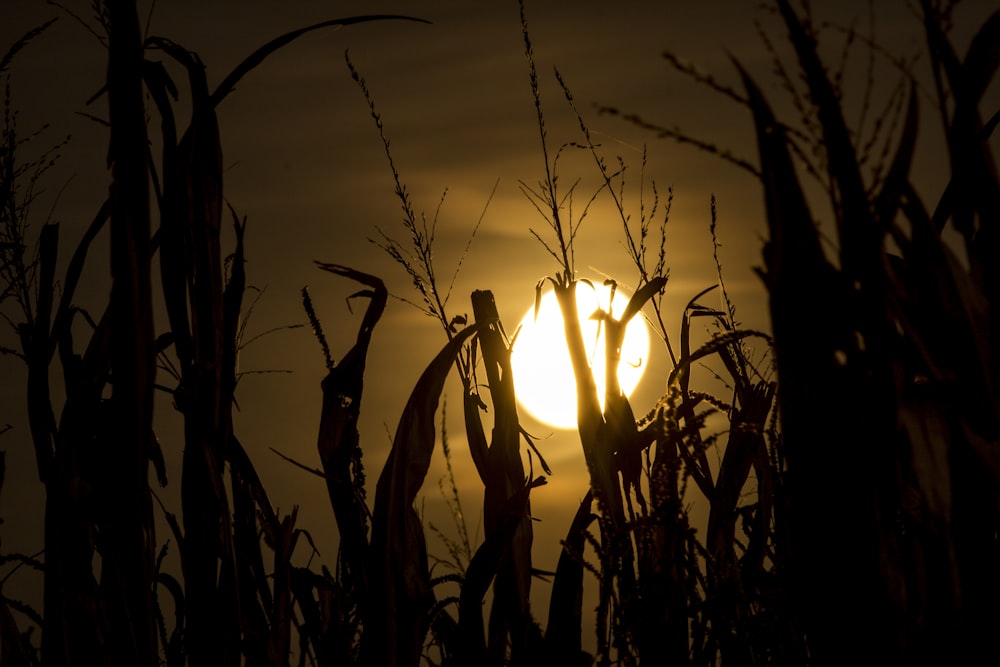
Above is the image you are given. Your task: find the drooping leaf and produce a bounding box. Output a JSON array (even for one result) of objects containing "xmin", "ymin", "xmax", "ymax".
[
  {"xmin": 209, "ymin": 16, "xmax": 431, "ymax": 107},
  {"xmin": 312, "ymin": 264, "xmax": 387, "ymax": 601},
  {"xmin": 705, "ymin": 380, "xmax": 775, "ymax": 568},
  {"xmin": 620, "ymin": 275, "xmax": 667, "ymax": 325},
  {"xmin": 677, "ymin": 284, "xmax": 719, "ymax": 391}
]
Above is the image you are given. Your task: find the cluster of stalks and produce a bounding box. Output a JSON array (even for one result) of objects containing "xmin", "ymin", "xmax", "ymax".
[
  {"xmin": 603, "ymin": 0, "xmax": 999, "ymax": 662},
  {"xmin": 736, "ymin": 2, "xmax": 1000, "ymax": 663},
  {"xmin": 0, "ymin": 1, "xmax": 996, "ymax": 666}
]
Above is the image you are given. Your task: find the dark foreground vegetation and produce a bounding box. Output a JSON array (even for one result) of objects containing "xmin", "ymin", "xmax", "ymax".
[{"xmin": 0, "ymin": 0, "xmax": 997, "ymax": 665}]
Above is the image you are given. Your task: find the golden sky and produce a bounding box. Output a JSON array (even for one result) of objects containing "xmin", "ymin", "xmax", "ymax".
[{"xmin": 2, "ymin": 0, "xmax": 996, "ymax": 635}]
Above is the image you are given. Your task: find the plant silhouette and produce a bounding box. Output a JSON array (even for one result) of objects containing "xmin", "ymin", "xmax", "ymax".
[{"xmin": 0, "ymin": 1, "xmax": 996, "ymax": 665}]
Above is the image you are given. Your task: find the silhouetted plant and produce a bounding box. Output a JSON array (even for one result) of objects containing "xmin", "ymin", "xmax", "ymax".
[
  {"xmin": 608, "ymin": 0, "xmax": 1000, "ymax": 663},
  {"xmin": 3, "ymin": 1, "xmax": 995, "ymax": 666}
]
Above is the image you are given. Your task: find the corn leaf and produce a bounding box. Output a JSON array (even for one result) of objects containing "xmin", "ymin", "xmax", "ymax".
[
  {"xmin": 143, "ymin": 54, "xmax": 192, "ymax": 371},
  {"xmin": 544, "ymin": 491, "xmax": 595, "ymax": 659},
  {"xmin": 456, "ymin": 479, "xmax": 543, "ymax": 663},
  {"xmin": 210, "ymin": 16, "xmax": 431, "ymax": 107},
  {"xmin": 960, "ymin": 10, "xmax": 1000, "ymax": 107},
  {"xmin": 363, "ymin": 325, "xmax": 477, "ymax": 667},
  {"xmin": 228, "ymin": 435, "xmax": 274, "ymax": 666},
  {"xmin": 25, "ymin": 224, "xmax": 57, "ymax": 483},
  {"xmin": 50, "ymin": 200, "xmax": 110, "ymax": 361},
  {"xmin": 775, "ymin": 0, "xmax": 878, "ymax": 285},
  {"xmin": 313, "ymin": 263, "xmax": 387, "ymax": 601},
  {"xmin": 873, "ymin": 86, "xmax": 919, "ymax": 231},
  {"xmin": 462, "ymin": 386, "xmax": 490, "ymax": 484},
  {"xmin": 619, "ymin": 275, "xmax": 667, "ymax": 325}
]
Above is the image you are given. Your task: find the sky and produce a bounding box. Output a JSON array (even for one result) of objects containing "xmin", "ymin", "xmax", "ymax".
[{"xmin": 2, "ymin": 0, "xmax": 996, "ymax": 643}]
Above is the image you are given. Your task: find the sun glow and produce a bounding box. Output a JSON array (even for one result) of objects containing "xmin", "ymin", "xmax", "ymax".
[{"xmin": 509, "ymin": 283, "xmax": 650, "ymax": 430}]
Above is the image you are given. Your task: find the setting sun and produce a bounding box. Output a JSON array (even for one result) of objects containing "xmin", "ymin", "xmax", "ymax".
[{"xmin": 509, "ymin": 282, "xmax": 650, "ymax": 430}]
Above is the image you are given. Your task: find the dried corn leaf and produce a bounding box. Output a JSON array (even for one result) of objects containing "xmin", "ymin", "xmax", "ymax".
[
  {"xmin": 775, "ymin": 0, "xmax": 878, "ymax": 284},
  {"xmin": 363, "ymin": 325, "xmax": 476, "ymax": 667},
  {"xmin": 457, "ymin": 479, "xmax": 543, "ymax": 663},
  {"xmin": 313, "ymin": 264, "xmax": 387, "ymax": 600},
  {"xmin": 210, "ymin": 16, "xmax": 431, "ymax": 107},
  {"xmin": 544, "ymin": 491, "xmax": 595, "ymax": 659},
  {"xmin": 873, "ymin": 86, "xmax": 919, "ymax": 230}
]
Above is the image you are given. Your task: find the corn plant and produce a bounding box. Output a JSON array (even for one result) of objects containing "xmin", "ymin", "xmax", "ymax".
[
  {"xmin": 515, "ymin": 2, "xmax": 785, "ymax": 664},
  {"xmin": 0, "ymin": 6, "xmax": 427, "ymax": 667},
  {"xmin": 609, "ymin": 0, "xmax": 999, "ymax": 662},
  {"xmin": 7, "ymin": 1, "xmax": 993, "ymax": 665},
  {"xmin": 736, "ymin": 1, "xmax": 999, "ymax": 662},
  {"xmin": 344, "ymin": 51, "xmax": 547, "ymax": 665}
]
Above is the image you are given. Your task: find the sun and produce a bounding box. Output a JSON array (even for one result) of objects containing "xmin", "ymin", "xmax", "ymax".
[{"xmin": 509, "ymin": 282, "xmax": 650, "ymax": 430}]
